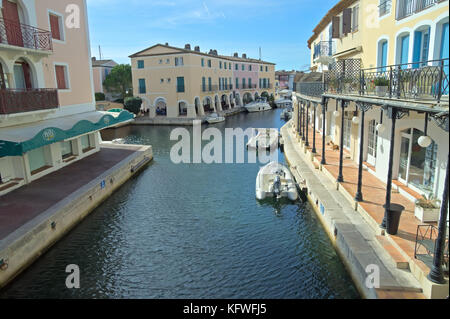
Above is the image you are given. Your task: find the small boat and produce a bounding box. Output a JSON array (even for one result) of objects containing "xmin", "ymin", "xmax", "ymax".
[
  {"xmin": 206, "ymin": 113, "xmax": 225, "ymax": 124},
  {"xmin": 256, "ymin": 162, "xmax": 298, "ymax": 201},
  {"xmin": 247, "ymin": 128, "xmax": 279, "ymax": 150},
  {"xmin": 245, "ymin": 98, "xmax": 272, "ymax": 113},
  {"xmin": 275, "ymin": 98, "xmax": 292, "ymax": 108},
  {"xmin": 280, "ymin": 109, "xmax": 292, "ymax": 121}
]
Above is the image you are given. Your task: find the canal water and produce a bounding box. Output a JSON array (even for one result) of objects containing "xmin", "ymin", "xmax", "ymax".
[{"xmin": 1, "ymin": 109, "xmax": 359, "ymax": 299}]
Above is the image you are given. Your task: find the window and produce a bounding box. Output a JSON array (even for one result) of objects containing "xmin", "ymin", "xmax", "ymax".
[
  {"xmin": 208, "ymin": 77, "xmax": 212, "ymax": 91},
  {"xmin": 259, "ymin": 78, "xmax": 262, "ymax": 88},
  {"xmin": 175, "ymin": 57, "xmax": 184, "ymax": 66},
  {"xmin": 265, "ymin": 66, "xmax": 268, "ymax": 72},
  {"xmin": 242, "ymin": 78, "xmax": 246, "ymax": 88},
  {"xmin": 139, "ymin": 78, "xmax": 146, "ymax": 94},
  {"xmin": 61, "ymin": 141, "xmax": 74, "ymax": 160},
  {"xmin": 219, "ymin": 61, "xmax": 222, "ymax": 69},
  {"xmin": 81, "ymin": 135, "xmax": 93, "ymax": 152},
  {"xmin": 208, "ymin": 60, "xmax": 212, "ymax": 68},
  {"xmin": 343, "ymin": 112, "xmax": 352, "ymax": 149},
  {"xmin": 202, "ymin": 77, "xmax": 206, "ymax": 92},
  {"xmin": 201, "ymin": 58, "xmax": 205, "ymax": 67},
  {"xmin": 160, "ymin": 78, "xmax": 164, "ymax": 83},
  {"xmin": 367, "ymin": 120, "xmax": 378, "ymax": 164},
  {"xmin": 260, "ymin": 66, "xmax": 263, "ymax": 72},
  {"xmin": 159, "ymin": 59, "xmax": 163, "ymax": 64},
  {"xmin": 249, "ymin": 65, "xmax": 252, "ymax": 71},
  {"xmin": 229, "ymin": 63, "xmax": 232, "ymax": 69},
  {"xmin": 166, "ymin": 58, "xmax": 170, "ymax": 64},
  {"xmin": 248, "ymin": 78, "xmax": 252, "ymax": 88},
  {"xmin": 235, "ymin": 64, "xmax": 238, "ymax": 70},
  {"xmin": 28, "ymin": 147, "xmax": 48, "ymax": 173},
  {"xmin": 378, "ymin": 40, "xmax": 388, "ymax": 70},
  {"xmin": 167, "ymin": 78, "xmax": 171, "ymax": 83},
  {"xmin": 352, "ymin": 6, "xmax": 359, "ymax": 32},
  {"xmin": 177, "ymin": 77, "xmax": 185, "ymax": 92},
  {"xmin": 137, "ymin": 60, "xmax": 144, "ymax": 69},
  {"xmin": 242, "ymin": 65, "xmax": 245, "ymax": 71},
  {"xmin": 49, "ymin": 13, "xmax": 63, "ymax": 41},
  {"xmin": 55, "ymin": 65, "xmax": 69, "ymax": 90},
  {"xmin": 236, "ymin": 78, "xmax": 239, "ymax": 89},
  {"xmin": 225, "ymin": 78, "xmax": 228, "ymax": 90}
]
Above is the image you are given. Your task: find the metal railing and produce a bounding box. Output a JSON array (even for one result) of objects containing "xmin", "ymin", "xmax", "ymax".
[
  {"xmin": 0, "ymin": 88, "xmax": 59, "ymax": 115},
  {"xmin": 414, "ymin": 225, "xmax": 449, "ymax": 272},
  {"xmin": 325, "ymin": 58, "xmax": 449, "ymax": 103},
  {"xmin": 201, "ymin": 85, "xmax": 219, "ymax": 93},
  {"xmin": 313, "ymin": 41, "xmax": 336, "ymax": 60},
  {"xmin": 379, "ymin": 0, "xmax": 392, "ymax": 16},
  {"xmin": 298, "ymin": 82, "xmax": 326, "ymax": 98},
  {"xmin": 0, "ymin": 18, "xmax": 52, "ymax": 51},
  {"xmin": 396, "ymin": 0, "xmax": 443, "ymax": 20},
  {"xmin": 241, "ymin": 84, "xmax": 257, "ymax": 90}
]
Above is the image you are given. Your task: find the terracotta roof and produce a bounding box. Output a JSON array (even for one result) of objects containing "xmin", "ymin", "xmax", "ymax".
[
  {"xmin": 129, "ymin": 43, "xmax": 276, "ymax": 65},
  {"xmin": 307, "ymin": 0, "xmax": 358, "ymax": 48}
]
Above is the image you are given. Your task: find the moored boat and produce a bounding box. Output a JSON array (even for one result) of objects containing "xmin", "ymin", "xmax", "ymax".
[
  {"xmin": 255, "ymin": 161, "xmax": 298, "ymax": 201},
  {"xmin": 206, "ymin": 113, "xmax": 226, "ymax": 124},
  {"xmin": 245, "ymin": 98, "xmax": 272, "ymax": 113}
]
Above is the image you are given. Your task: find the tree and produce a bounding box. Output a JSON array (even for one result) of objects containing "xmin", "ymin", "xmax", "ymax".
[
  {"xmin": 103, "ymin": 64, "xmax": 132, "ymax": 99},
  {"xmin": 124, "ymin": 97, "xmax": 142, "ymax": 115}
]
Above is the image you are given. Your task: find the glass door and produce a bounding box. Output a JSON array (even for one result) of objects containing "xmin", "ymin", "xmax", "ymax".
[
  {"xmin": 398, "ymin": 132, "xmax": 411, "ymax": 183},
  {"xmin": 367, "ymin": 119, "xmax": 378, "ymax": 166}
]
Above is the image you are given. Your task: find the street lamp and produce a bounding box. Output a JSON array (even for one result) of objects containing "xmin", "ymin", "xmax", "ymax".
[{"xmin": 418, "ymin": 113, "xmax": 432, "ymax": 148}]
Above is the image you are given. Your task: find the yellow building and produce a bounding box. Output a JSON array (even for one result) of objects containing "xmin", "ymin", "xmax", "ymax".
[{"xmin": 129, "ymin": 43, "xmax": 276, "ymax": 119}]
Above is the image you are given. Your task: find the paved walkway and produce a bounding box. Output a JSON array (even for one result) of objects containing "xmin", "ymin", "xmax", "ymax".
[
  {"xmin": 282, "ymin": 124, "xmax": 423, "ymax": 298},
  {"xmin": 300, "ymin": 123, "xmax": 435, "ymax": 275},
  {"xmin": 0, "ymin": 147, "xmax": 136, "ymax": 240}
]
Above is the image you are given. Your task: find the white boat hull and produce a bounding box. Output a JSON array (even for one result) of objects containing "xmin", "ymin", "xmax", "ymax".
[
  {"xmin": 245, "ymin": 102, "xmax": 272, "ymax": 113},
  {"xmin": 255, "ymin": 162, "xmax": 298, "ymax": 201}
]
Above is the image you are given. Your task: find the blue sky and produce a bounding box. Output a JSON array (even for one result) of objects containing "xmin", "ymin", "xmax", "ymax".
[{"xmin": 86, "ymin": 0, "xmax": 336, "ymax": 71}]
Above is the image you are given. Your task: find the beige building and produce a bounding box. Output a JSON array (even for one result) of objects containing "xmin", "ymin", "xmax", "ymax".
[
  {"xmin": 129, "ymin": 43, "xmax": 276, "ymax": 119},
  {"xmin": 0, "ymin": 0, "xmax": 133, "ymax": 195}
]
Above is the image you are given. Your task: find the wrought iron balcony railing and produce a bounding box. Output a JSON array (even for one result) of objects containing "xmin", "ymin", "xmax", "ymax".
[
  {"xmin": 313, "ymin": 41, "xmax": 336, "ymax": 60},
  {"xmin": 0, "ymin": 88, "xmax": 59, "ymax": 115},
  {"xmin": 201, "ymin": 85, "xmax": 219, "ymax": 93},
  {"xmin": 240, "ymin": 84, "xmax": 257, "ymax": 90},
  {"xmin": 396, "ymin": 0, "xmax": 444, "ymax": 20},
  {"xmin": 379, "ymin": 0, "xmax": 392, "ymax": 16},
  {"xmin": 0, "ymin": 18, "xmax": 52, "ymax": 52},
  {"xmin": 325, "ymin": 58, "xmax": 449, "ymax": 103}
]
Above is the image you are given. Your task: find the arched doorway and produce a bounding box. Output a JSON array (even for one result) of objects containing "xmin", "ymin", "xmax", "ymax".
[
  {"xmin": 221, "ymin": 94, "xmax": 229, "ymax": 110},
  {"xmin": 398, "ymin": 128, "xmax": 437, "ymax": 192},
  {"xmin": 203, "ymin": 96, "xmax": 213, "ymax": 114},
  {"xmin": 178, "ymin": 101, "xmax": 188, "ymax": 117},
  {"xmin": 155, "ymin": 97, "xmax": 167, "ymax": 116},
  {"xmin": 243, "ymin": 92, "xmax": 253, "ymax": 105}
]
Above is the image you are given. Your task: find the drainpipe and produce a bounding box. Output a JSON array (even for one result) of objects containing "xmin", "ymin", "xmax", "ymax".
[
  {"xmin": 321, "ymin": 98, "xmax": 328, "ymax": 165},
  {"xmin": 305, "ymin": 102, "xmax": 310, "ymax": 147},
  {"xmin": 428, "ymin": 151, "xmax": 449, "ymax": 284},
  {"xmin": 337, "ymin": 100, "xmax": 346, "ymax": 183},
  {"xmin": 355, "ymin": 103, "xmax": 369, "ymax": 202},
  {"xmin": 312, "ymin": 103, "xmax": 317, "ymax": 154}
]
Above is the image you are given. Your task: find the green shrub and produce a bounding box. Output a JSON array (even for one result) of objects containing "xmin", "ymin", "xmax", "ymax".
[
  {"xmin": 95, "ymin": 92, "xmax": 106, "ymax": 101},
  {"xmin": 374, "ymin": 77, "xmax": 390, "ymax": 86},
  {"xmin": 124, "ymin": 97, "xmax": 142, "ymax": 115}
]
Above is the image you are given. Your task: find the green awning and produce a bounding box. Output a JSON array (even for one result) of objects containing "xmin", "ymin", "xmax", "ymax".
[{"xmin": 0, "ymin": 110, "xmax": 134, "ymax": 157}]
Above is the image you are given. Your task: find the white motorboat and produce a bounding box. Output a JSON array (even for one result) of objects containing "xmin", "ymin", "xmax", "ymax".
[
  {"xmin": 280, "ymin": 109, "xmax": 292, "ymax": 121},
  {"xmin": 206, "ymin": 113, "xmax": 225, "ymax": 124},
  {"xmin": 247, "ymin": 128, "xmax": 279, "ymax": 150},
  {"xmin": 245, "ymin": 98, "xmax": 272, "ymax": 113},
  {"xmin": 255, "ymin": 162, "xmax": 298, "ymax": 201},
  {"xmin": 275, "ymin": 98, "xmax": 293, "ymax": 108}
]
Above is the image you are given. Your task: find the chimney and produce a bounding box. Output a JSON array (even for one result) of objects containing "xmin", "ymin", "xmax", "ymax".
[
  {"xmin": 233, "ymin": 53, "xmax": 238, "ymax": 58},
  {"xmin": 213, "ymin": 50, "xmax": 218, "ymax": 56},
  {"xmin": 194, "ymin": 46, "xmax": 200, "ymax": 52},
  {"xmin": 92, "ymin": 57, "xmax": 96, "ymax": 62},
  {"xmin": 209, "ymin": 49, "xmax": 214, "ymax": 55},
  {"xmin": 165, "ymin": 42, "xmax": 169, "ymax": 46},
  {"xmin": 185, "ymin": 44, "xmax": 191, "ymax": 50},
  {"xmin": 242, "ymin": 53, "xmax": 247, "ymax": 59}
]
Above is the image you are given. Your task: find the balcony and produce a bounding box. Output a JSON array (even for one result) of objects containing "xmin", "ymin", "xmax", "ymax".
[
  {"xmin": 379, "ymin": 0, "xmax": 392, "ymax": 17},
  {"xmin": 0, "ymin": 88, "xmax": 59, "ymax": 115},
  {"xmin": 241, "ymin": 84, "xmax": 257, "ymax": 90},
  {"xmin": 313, "ymin": 41, "xmax": 336, "ymax": 64},
  {"xmin": 0, "ymin": 18, "xmax": 52, "ymax": 52},
  {"xmin": 325, "ymin": 58, "xmax": 449, "ymax": 104},
  {"xmin": 219, "ymin": 84, "xmax": 233, "ymax": 91},
  {"xmin": 201, "ymin": 85, "xmax": 219, "ymax": 93},
  {"xmin": 396, "ymin": 0, "xmax": 445, "ymax": 20}
]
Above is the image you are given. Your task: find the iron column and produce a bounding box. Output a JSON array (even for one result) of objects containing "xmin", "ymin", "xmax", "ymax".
[{"xmin": 337, "ymin": 100, "xmax": 346, "ymax": 183}]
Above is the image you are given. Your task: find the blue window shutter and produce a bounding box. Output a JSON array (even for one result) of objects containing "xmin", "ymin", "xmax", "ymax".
[
  {"xmin": 412, "ymin": 31, "xmax": 422, "ymax": 69},
  {"xmin": 139, "ymin": 79, "xmax": 146, "ymax": 94},
  {"xmin": 400, "ymin": 35, "xmax": 410, "ymax": 68}
]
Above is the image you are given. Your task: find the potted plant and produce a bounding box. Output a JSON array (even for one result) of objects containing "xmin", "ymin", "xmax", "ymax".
[
  {"xmin": 374, "ymin": 77, "xmax": 390, "ymax": 97},
  {"xmin": 414, "ymin": 193, "xmax": 441, "ymax": 222}
]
